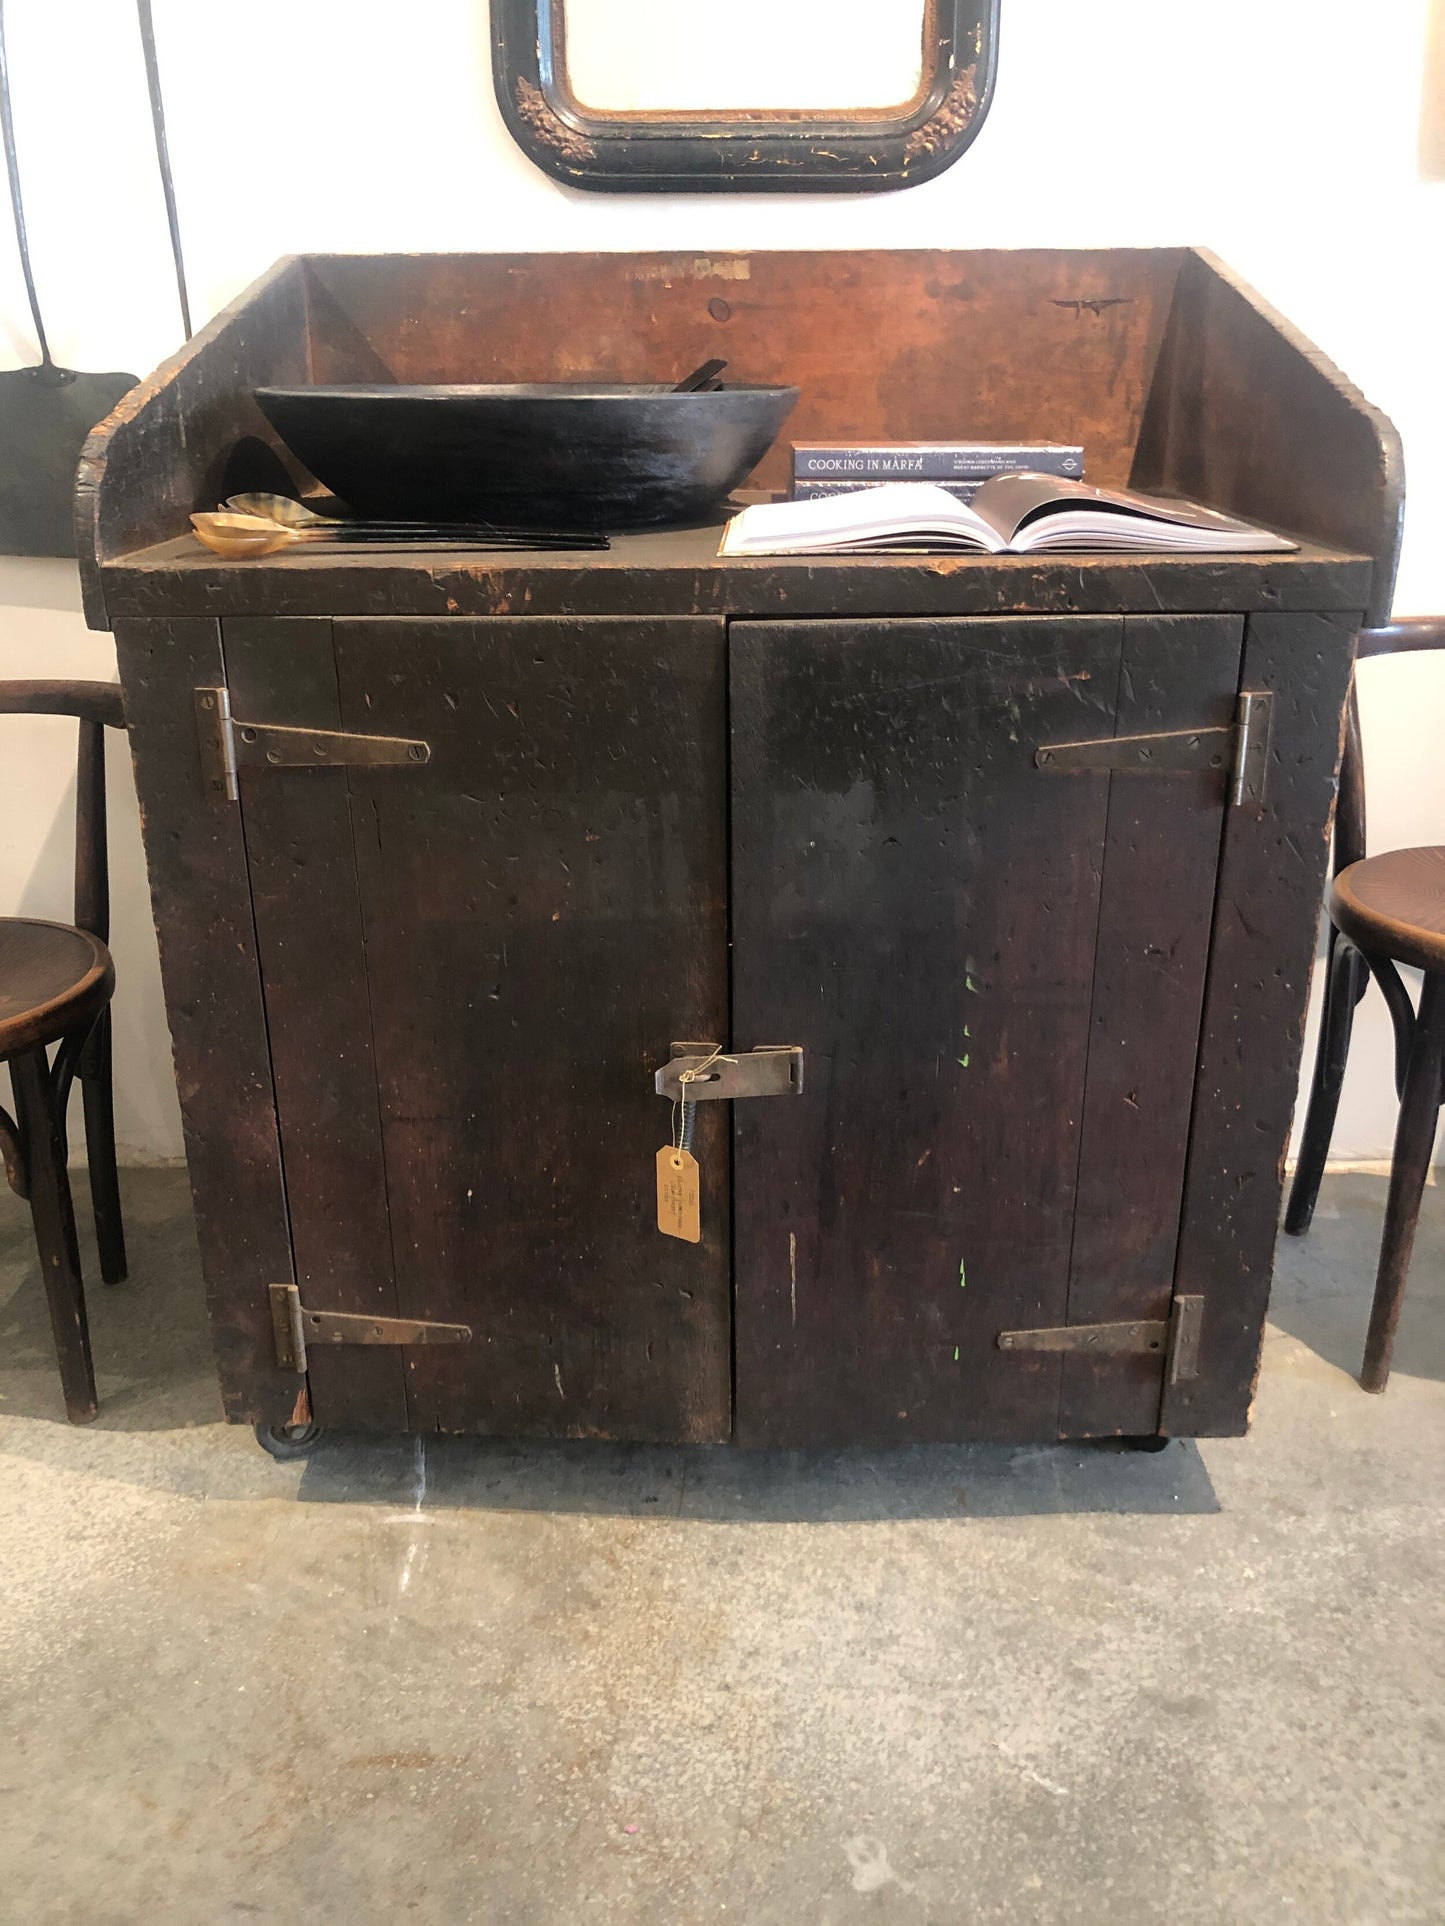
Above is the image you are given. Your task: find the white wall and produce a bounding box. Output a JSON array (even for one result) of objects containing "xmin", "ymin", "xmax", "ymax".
[{"xmin": 0, "ymin": 0, "xmax": 1441, "ymax": 1163}]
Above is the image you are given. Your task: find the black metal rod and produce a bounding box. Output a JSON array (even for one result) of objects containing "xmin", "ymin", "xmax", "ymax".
[
  {"xmin": 0, "ymin": 0, "xmax": 53, "ymax": 368},
  {"xmin": 136, "ymin": 0, "xmax": 191, "ymax": 339}
]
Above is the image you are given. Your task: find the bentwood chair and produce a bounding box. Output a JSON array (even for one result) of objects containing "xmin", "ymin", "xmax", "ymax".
[
  {"xmin": 1284, "ymin": 617, "xmax": 1445, "ymax": 1391},
  {"xmin": 0, "ymin": 681, "xmax": 128, "ymax": 1422}
]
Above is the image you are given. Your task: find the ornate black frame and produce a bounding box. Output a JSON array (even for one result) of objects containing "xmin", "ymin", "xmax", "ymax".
[{"xmin": 491, "ymin": 0, "xmax": 999, "ymax": 193}]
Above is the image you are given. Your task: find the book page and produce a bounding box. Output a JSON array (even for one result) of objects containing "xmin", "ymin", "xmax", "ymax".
[
  {"xmin": 1012, "ymin": 513, "xmax": 1296, "ymax": 554},
  {"xmin": 720, "ymin": 484, "xmax": 1004, "ymax": 556},
  {"xmin": 973, "ymin": 473, "xmax": 1295, "ymax": 546}
]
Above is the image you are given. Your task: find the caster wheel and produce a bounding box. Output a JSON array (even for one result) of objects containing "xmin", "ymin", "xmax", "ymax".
[{"xmin": 255, "ymin": 1421, "xmax": 324, "ymax": 1460}]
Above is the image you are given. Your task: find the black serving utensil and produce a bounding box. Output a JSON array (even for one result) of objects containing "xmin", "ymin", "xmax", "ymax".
[
  {"xmin": 223, "ymin": 493, "xmax": 608, "ymax": 547},
  {"xmin": 191, "ymin": 511, "xmax": 609, "ymax": 559},
  {"xmin": 674, "ymin": 357, "xmax": 728, "ymax": 392},
  {"xmin": 0, "ymin": 0, "xmax": 139, "ymax": 555}
]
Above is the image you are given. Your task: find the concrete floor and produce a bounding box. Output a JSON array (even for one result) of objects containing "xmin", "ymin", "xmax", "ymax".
[{"xmin": 0, "ymin": 1171, "xmax": 1441, "ymax": 1925}]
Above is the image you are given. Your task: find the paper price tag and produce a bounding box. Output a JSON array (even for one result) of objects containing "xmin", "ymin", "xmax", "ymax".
[{"xmin": 656, "ymin": 1146, "xmax": 701, "ymax": 1243}]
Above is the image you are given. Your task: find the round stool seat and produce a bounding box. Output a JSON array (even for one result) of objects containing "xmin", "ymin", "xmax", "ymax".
[
  {"xmin": 0, "ymin": 918, "xmax": 114, "ymax": 1059},
  {"xmin": 1331, "ymin": 847, "xmax": 1445, "ymax": 977}
]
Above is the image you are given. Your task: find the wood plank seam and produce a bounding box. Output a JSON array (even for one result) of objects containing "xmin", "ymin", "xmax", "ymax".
[
  {"xmin": 342, "ymin": 767, "xmax": 413, "ymax": 1430},
  {"xmin": 1052, "ymin": 617, "xmax": 1129, "ymax": 1434}
]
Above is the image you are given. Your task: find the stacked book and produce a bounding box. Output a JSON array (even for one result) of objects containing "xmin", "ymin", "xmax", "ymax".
[{"xmin": 792, "ymin": 441, "xmax": 1085, "ymax": 505}]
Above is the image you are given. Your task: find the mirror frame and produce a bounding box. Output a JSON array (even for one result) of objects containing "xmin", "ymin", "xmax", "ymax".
[{"xmin": 491, "ymin": 0, "xmax": 999, "ymax": 193}]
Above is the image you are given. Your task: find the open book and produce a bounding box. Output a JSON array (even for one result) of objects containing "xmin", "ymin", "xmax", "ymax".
[{"xmin": 720, "ymin": 475, "xmax": 1298, "ymax": 558}]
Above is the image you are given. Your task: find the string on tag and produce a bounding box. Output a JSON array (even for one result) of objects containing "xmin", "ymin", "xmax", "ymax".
[{"xmin": 672, "ymin": 1044, "xmax": 728, "ymax": 1163}]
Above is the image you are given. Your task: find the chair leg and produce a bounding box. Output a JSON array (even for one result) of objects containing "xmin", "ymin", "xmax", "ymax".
[
  {"xmin": 1285, "ymin": 934, "xmax": 1368, "ymax": 1235},
  {"xmin": 9, "ymin": 1048, "xmax": 97, "ymax": 1423},
  {"xmin": 79, "ymin": 1009, "xmax": 127, "ymax": 1284},
  {"xmin": 1361, "ymin": 970, "xmax": 1445, "ymax": 1394}
]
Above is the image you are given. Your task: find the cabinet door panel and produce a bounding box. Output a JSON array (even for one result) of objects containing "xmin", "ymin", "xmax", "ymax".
[
  {"xmin": 730, "ymin": 614, "xmax": 1239, "ymax": 1446},
  {"xmin": 1059, "ymin": 613, "xmax": 1242, "ymax": 1435},
  {"xmin": 242, "ymin": 616, "xmax": 731, "ymax": 1441}
]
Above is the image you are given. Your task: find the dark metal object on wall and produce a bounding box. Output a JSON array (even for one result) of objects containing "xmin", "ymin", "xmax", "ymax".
[
  {"xmin": 491, "ymin": 0, "xmax": 999, "ymax": 193},
  {"xmin": 0, "ymin": 1, "xmax": 137, "ymax": 555}
]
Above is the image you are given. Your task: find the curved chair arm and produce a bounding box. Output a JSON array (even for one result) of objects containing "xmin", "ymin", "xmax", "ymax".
[
  {"xmin": 1356, "ymin": 616, "xmax": 1445, "ymax": 660},
  {"xmin": 0, "ymin": 680, "xmax": 125, "ymax": 729}
]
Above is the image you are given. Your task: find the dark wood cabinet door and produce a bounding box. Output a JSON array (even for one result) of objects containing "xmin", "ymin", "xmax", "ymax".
[
  {"xmin": 229, "ymin": 616, "xmax": 731, "ymax": 1442},
  {"xmin": 730, "ymin": 614, "xmax": 1243, "ymax": 1446}
]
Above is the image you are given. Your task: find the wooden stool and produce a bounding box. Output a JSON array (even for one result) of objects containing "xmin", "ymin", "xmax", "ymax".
[
  {"xmin": 1327, "ymin": 849, "xmax": 1445, "ymax": 1391},
  {"xmin": 1286, "ymin": 616, "xmax": 1445, "ymax": 1392},
  {"xmin": 0, "ymin": 682, "xmax": 128, "ymax": 1422}
]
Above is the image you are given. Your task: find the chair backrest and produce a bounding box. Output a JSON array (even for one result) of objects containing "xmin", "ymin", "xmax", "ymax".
[
  {"xmin": 1337, "ymin": 618, "xmax": 1445, "ymax": 875},
  {"xmin": 0, "ymin": 681, "xmax": 127, "ymax": 942}
]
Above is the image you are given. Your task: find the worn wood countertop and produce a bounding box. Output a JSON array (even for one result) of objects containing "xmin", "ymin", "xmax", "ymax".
[{"xmin": 100, "ymin": 523, "xmax": 1373, "ymax": 624}]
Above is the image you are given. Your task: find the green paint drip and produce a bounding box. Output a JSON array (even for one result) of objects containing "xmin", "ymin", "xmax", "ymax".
[
  {"xmin": 959, "ymin": 1261, "xmax": 967, "ymax": 1290},
  {"xmin": 957, "ymin": 1054, "xmax": 970, "ymax": 1069},
  {"xmin": 965, "ymin": 974, "xmax": 979, "ymax": 994},
  {"xmin": 954, "ymin": 1346, "xmax": 960, "ymax": 1362}
]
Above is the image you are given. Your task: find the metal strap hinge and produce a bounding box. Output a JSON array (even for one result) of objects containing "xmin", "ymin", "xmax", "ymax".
[
  {"xmin": 997, "ymin": 1294, "xmax": 1204, "ymax": 1386},
  {"xmin": 196, "ymin": 686, "xmax": 431, "ymax": 803},
  {"xmin": 1035, "ymin": 690, "xmax": 1274, "ymax": 808},
  {"xmin": 270, "ymin": 1283, "xmax": 471, "ymax": 1373}
]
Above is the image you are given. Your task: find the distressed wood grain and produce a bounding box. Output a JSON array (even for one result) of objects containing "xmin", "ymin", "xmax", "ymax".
[
  {"xmin": 1163, "ymin": 610, "xmax": 1360, "ymax": 1435},
  {"xmin": 329, "ymin": 617, "xmax": 731, "ymax": 1441},
  {"xmin": 112, "ymin": 618, "xmax": 302, "ymax": 1426},
  {"xmin": 731, "ymin": 615, "xmax": 1125, "ymax": 1446},
  {"xmin": 1058, "ymin": 614, "xmax": 1243, "ymax": 1436}
]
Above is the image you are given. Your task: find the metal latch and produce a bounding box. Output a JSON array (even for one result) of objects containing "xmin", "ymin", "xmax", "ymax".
[
  {"xmin": 996, "ymin": 1293, "xmax": 1203, "ymax": 1386},
  {"xmin": 196, "ymin": 686, "xmax": 431, "ymax": 803},
  {"xmin": 654, "ymin": 1041, "xmax": 804, "ymax": 1103},
  {"xmin": 269, "ymin": 1283, "xmax": 470, "ymax": 1373},
  {"xmin": 1035, "ymin": 690, "xmax": 1274, "ymax": 808}
]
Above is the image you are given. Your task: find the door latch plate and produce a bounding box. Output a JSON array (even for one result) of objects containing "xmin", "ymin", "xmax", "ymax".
[{"xmin": 654, "ymin": 1042, "xmax": 804, "ymax": 1102}]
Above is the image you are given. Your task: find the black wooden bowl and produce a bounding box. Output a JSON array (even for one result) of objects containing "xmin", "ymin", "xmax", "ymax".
[{"xmin": 253, "ymin": 382, "xmax": 799, "ymax": 531}]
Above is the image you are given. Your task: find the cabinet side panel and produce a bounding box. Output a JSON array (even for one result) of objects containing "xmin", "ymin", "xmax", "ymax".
[
  {"xmin": 113, "ymin": 618, "xmax": 301, "ymax": 1425},
  {"xmin": 1059, "ymin": 613, "xmax": 1243, "ymax": 1436},
  {"xmin": 1132, "ymin": 252, "xmax": 1401, "ymax": 624},
  {"xmin": 1164, "ymin": 610, "xmax": 1359, "ymax": 1435},
  {"xmin": 223, "ymin": 618, "xmax": 407, "ymax": 1432}
]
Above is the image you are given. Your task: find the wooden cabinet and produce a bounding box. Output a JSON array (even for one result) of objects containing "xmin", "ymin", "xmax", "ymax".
[
  {"xmin": 115, "ymin": 601, "xmax": 1353, "ymax": 1445},
  {"xmin": 88, "ymin": 248, "xmax": 1398, "ymax": 1445}
]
